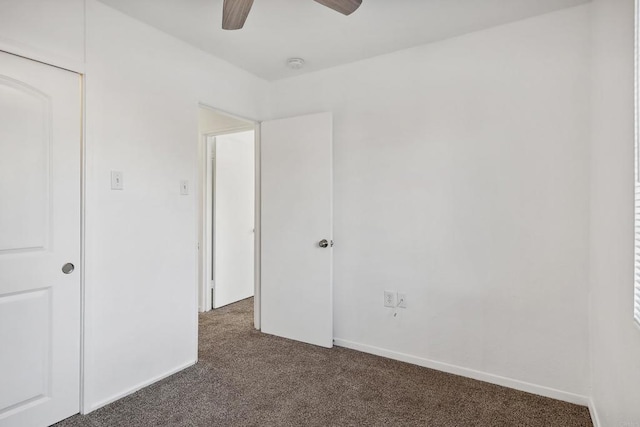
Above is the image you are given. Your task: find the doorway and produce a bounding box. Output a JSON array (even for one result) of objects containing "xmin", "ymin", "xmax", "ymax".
[
  {"xmin": 0, "ymin": 51, "xmax": 82, "ymax": 426},
  {"xmin": 198, "ymin": 108, "xmax": 334, "ymax": 348},
  {"xmin": 198, "ymin": 105, "xmax": 259, "ymax": 325}
]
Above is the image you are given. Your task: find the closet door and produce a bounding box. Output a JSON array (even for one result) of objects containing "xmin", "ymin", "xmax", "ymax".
[{"xmin": 0, "ymin": 52, "xmax": 81, "ymax": 426}]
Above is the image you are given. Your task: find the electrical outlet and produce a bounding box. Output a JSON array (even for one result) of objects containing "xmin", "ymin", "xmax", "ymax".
[
  {"xmin": 397, "ymin": 293, "xmax": 407, "ymax": 308},
  {"xmin": 384, "ymin": 291, "xmax": 396, "ymax": 308}
]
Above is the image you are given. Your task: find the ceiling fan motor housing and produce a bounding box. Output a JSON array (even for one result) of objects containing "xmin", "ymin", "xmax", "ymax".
[{"xmin": 222, "ymin": 0, "xmax": 363, "ymax": 30}]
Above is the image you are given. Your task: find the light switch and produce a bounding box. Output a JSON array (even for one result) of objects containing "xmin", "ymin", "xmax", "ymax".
[
  {"xmin": 111, "ymin": 171, "xmax": 123, "ymax": 190},
  {"xmin": 180, "ymin": 180, "xmax": 189, "ymax": 195}
]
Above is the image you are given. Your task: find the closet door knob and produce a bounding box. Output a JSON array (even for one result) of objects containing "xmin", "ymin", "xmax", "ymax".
[{"xmin": 62, "ymin": 263, "xmax": 75, "ymax": 274}]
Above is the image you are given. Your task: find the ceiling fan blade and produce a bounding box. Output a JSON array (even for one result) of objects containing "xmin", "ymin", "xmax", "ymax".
[
  {"xmin": 222, "ymin": 0, "xmax": 254, "ymax": 30},
  {"xmin": 313, "ymin": 0, "xmax": 362, "ymax": 16}
]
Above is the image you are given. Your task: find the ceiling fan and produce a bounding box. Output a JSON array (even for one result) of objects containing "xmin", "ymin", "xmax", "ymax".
[{"xmin": 222, "ymin": 0, "xmax": 363, "ymax": 30}]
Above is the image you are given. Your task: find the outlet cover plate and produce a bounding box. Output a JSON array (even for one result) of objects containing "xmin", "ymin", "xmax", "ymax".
[{"xmin": 384, "ymin": 291, "xmax": 396, "ymax": 308}]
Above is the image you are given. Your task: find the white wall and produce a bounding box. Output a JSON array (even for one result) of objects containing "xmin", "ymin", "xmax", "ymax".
[
  {"xmin": 0, "ymin": 0, "xmax": 85, "ymax": 71},
  {"xmin": 589, "ymin": 0, "xmax": 640, "ymax": 425},
  {"xmin": 268, "ymin": 5, "xmax": 592, "ymax": 401},
  {"xmin": 0, "ymin": 0, "xmax": 268, "ymax": 413},
  {"xmin": 83, "ymin": 0, "xmax": 268, "ymax": 410},
  {"xmin": 5, "ymin": 0, "xmax": 640, "ymax": 421}
]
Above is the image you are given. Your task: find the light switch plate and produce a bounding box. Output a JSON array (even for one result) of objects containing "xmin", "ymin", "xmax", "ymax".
[
  {"xmin": 397, "ymin": 293, "xmax": 407, "ymax": 308},
  {"xmin": 180, "ymin": 180, "xmax": 189, "ymax": 195},
  {"xmin": 111, "ymin": 171, "xmax": 123, "ymax": 190}
]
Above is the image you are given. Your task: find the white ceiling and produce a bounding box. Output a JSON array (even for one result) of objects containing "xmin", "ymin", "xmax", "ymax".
[{"xmin": 98, "ymin": 0, "xmax": 590, "ymax": 81}]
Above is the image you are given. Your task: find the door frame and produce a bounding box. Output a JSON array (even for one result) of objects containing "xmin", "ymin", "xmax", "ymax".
[
  {"xmin": 0, "ymin": 48, "xmax": 88, "ymax": 415},
  {"xmin": 197, "ymin": 103, "xmax": 261, "ymax": 329}
]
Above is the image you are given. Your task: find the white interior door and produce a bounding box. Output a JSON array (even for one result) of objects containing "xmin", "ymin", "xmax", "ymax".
[
  {"xmin": 213, "ymin": 131, "xmax": 255, "ymax": 308},
  {"xmin": 261, "ymin": 112, "xmax": 333, "ymax": 348},
  {"xmin": 0, "ymin": 52, "xmax": 81, "ymax": 426}
]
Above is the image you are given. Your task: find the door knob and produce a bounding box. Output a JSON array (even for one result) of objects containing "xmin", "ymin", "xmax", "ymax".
[
  {"xmin": 62, "ymin": 263, "xmax": 75, "ymax": 274},
  {"xmin": 318, "ymin": 239, "xmax": 333, "ymax": 248}
]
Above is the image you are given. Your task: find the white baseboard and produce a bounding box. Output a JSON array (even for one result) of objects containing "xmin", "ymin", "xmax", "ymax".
[
  {"xmin": 84, "ymin": 358, "xmax": 197, "ymax": 414},
  {"xmin": 588, "ymin": 398, "xmax": 601, "ymax": 427},
  {"xmin": 333, "ymin": 338, "xmax": 590, "ymax": 407}
]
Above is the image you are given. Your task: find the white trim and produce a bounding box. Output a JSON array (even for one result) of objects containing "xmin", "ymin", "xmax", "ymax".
[
  {"xmin": 634, "ymin": 0, "xmax": 640, "ymax": 328},
  {"xmin": 588, "ymin": 399, "xmax": 601, "ymax": 427},
  {"xmin": 204, "ymin": 126, "xmax": 254, "ymax": 136},
  {"xmin": 86, "ymin": 359, "xmax": 197, "ymax": 413},
  {"xmin": 198, "ymin": 103, "xmax": 255, "ymax": 124},
  {"xmin": 635, "ymin": 0, "xmax": 639, "ymax": 183},
  {"xmin": 79, "ymin": 71, "xmax": 87, "ymax": 415},
  {"xmin": 333, "ymin": 338, "xmax": 590, "ymax": 407},
  {"xmin": 0, "ymin": 43, "xmax": 89, "ymax": 418},
  {"xmin": 205, "ymin": 135, "xmax": 215, "ymax": 311},
  {"xmin": 253, "ymin": 124, "xmax": 261, "ymax": 330},
  {"xmin": 198, "ymin": 132, "xmax": 208, "ymax": 313},
  {"xmin": 0, "ymin": 40, "xmax": 85, "ymax": 74}
]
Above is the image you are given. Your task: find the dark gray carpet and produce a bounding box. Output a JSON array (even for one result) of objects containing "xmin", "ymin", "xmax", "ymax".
[{"xmin": 57, "ymin": 298, "xmax": 592, "ymax": 426}]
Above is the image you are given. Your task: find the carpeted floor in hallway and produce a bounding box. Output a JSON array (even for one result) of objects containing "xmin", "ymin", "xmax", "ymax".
[{"xmin": 56, "ymin": 297, "xmax": 592, "ymax": 426}]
